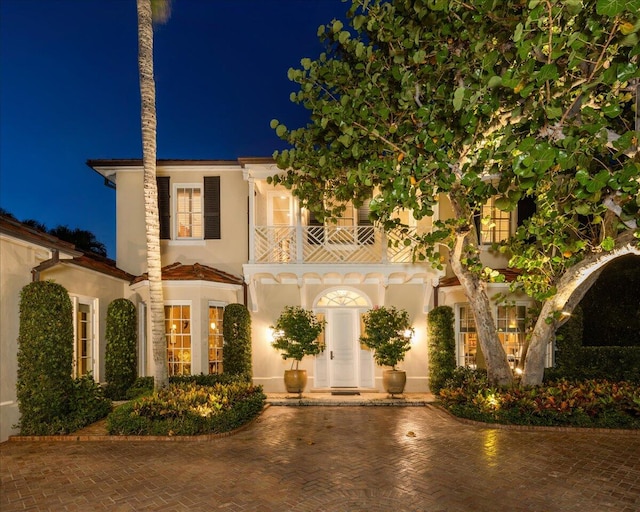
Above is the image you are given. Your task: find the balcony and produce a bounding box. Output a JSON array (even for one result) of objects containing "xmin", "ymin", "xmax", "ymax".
[{"xmin": 250, "ymin": 225, "xmax": 417, "ymax": 265}]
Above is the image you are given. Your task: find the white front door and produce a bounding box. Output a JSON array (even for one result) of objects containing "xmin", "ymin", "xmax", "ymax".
[{"xmin": 328, "ymin": 309, "xmax": 358, "ymax": 387}]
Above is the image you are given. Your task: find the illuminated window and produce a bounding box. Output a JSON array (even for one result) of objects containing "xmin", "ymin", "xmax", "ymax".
[
  {"xmin": 458, "ymin": 305, "xmax": 478, "ymax": 368},
  {"xmin": 75, "ymin": 302, "xmax": 92, "ymax": 378},
  {"xmin": 316, "ymin": 289, "xmax": 370, "ymax": 307},
  {"xmin": 479, "ymin": 197, "xmax": 511, "ymax": 244},
  {"xmin": 496, "ymin": 305, "xmax": 527, "ymax": 369},
  {"xmin": 176, "ymin": 186, "xmax": 203, "ymax": 239},
  {"xmin": 208, "ymin": 305, "xmax": 224, "ymax": 374},
  {"xmin": 165, "ymin": 304, "xmax": 191, "ymax": 376}
]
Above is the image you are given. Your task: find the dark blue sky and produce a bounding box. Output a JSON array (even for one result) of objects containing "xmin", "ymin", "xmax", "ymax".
[{"xmin": 0, "ymin": 0, "xmax": 348, "ymax": 257}]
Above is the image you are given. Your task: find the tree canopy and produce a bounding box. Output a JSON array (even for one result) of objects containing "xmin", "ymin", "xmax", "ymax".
[{"xmin": 271, "ymin": 0, "xmax": 639, "ymax": 386}]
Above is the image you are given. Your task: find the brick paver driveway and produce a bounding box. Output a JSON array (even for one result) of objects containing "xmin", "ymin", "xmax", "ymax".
[{"xmin": 1, "ymin": 405, "xmax": 639, "ymax": 511}]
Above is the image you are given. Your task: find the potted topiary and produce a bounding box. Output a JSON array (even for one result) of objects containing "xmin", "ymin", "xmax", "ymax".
[
  {"xmin": 271, "ymin": 306, "xmax": 326, "ymax": 396},
  {"xmin": 360, "ymin": 306, "xmax": 414, "ymax": 396}
]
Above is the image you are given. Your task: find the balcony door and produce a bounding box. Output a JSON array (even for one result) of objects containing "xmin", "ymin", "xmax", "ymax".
[{"xmin": 267, "ymin": 192, "xmax": 294, "ymax": 262}]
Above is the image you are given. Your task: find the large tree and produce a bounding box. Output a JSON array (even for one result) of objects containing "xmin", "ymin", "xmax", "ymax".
[
  {"xmin": 271, "ymin": 0, "xmax": 639, "ymax": 386},
  {"xmin": 137, "ymin": 0, "xmax": 171, "ymax": 390}
]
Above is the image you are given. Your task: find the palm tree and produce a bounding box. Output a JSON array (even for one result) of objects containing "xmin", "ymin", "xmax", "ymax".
[
  {"xmin": 137, "ymin": 0, "xmax": 171, "ymax": 390},
  {"xmin": 49, "ymin": 225, "xmax": 107, "ymax": 256}
]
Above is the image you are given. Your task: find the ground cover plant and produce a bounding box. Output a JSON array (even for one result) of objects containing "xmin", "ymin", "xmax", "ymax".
[
  {"xmin": 107, "ymin": 381, "xmax": 266, "ymax": 435},
  {"xmin": 438, "ymin": 368, "xmax": 640, "ymax": 429}
]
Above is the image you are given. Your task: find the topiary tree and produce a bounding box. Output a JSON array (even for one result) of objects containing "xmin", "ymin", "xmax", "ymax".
[
  {"xmin": 222, "ymin": 303, "xmax": 253, "ymax": 381},
  {"xmin": 360, "ymin": 306, "xmax": 413, "ymax": 370},
  {"xmin": 271, "ymin": 306, "xmax": 326, "ymax": 369},
  {"xmin": 17, "ymin": 281, "xmax": 74, "ymax": 435},
  {"xmin": 427, "ymin": 306, "xmax": 456, "ymax": 394},
  {"xmin": 105, "ymin": 298, "xmax": 138, "ymax": 400}
]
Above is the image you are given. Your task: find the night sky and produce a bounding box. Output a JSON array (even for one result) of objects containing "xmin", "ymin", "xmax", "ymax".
[{"xmin": 0, "ymin": 0, "xmax": 348, "ymax": 257}]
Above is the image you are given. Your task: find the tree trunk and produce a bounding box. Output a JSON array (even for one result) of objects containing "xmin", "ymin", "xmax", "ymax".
[
  {"xmin": 449, "ymin": 231, "xmax": 514, "ymax": 386},
  {"xmin": 137, "ymin": 0, "xmax": 167, "ymax": 390},
  {"xmin": 521, "ymin": 233, "xmax": 640, "ymax": 386}
]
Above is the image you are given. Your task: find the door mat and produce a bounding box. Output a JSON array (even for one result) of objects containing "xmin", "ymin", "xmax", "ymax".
[{"xmin": 330, "ymin": 391, "xmax": 361, "ymax": 396}]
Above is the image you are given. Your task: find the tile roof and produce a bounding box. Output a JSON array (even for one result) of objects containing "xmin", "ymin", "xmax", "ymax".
[
  {"xmin": 65, "ymin": 254, "xmax": 135, "ymax": 281},
  {"xmin": 0, "ymin": 214, "xmax": 80, "ymax": 255},
  {"xmin": 438, "ymin": 268, "xmax": 522, "ymax": 287},
  {"xmin": 132, "ymin": 262, "xmax": 243, "ymax": 286}
]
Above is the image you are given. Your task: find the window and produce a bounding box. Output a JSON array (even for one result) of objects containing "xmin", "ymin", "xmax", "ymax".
[
  {"xmin": 496, "ymin": 305, "xmax": 527, "ymax": 369},
  {"xmin": 478, "ymin": 196, "xmax": 511, "ymax": 245},
  {"xmin": 76, "ymin": 302, "xmax": 92, "ymax": 378},
  {"xmin": 458, "ymin": 305, "xmax": 478, "ymax": 368},
  {"xmin": 208, "ymin": 305, "xmax": 224, "ymax": 374},
  {"xmin": 457, "ymin": 303, "xmax": 528, "ymax": 369},
  {"xmin": 176, "ymin": 186, "xmax": 202, "ymax": 239},
  {"xmin": 308, "ymin": 201, "xmax": 373, "ymax": 245},
  {"xmin": 157, "ymin": 176, "xmax": 220, "ymax": 240},
  {"xmin": 165, "ymin": 304, "xmax": 191, "ymax": 376}
]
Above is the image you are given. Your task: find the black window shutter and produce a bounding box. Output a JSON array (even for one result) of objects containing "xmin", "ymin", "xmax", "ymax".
[
  {"xmin": 157, "ymin": 176, "xmax": 171, "ymax": 240},
  {"xmin": 204, "ymin": 176, "xmax": 221, "ymax": 239},
  {"xmin": 357, "ymin": 204, "xmax": 374, "ymax": 245},
  {"xmin": 307, "ymin": 211, "xmax": 324, "ymax": 245},
  {"xmin": 517, "ymin": 197, "xmax": 536, "ymax": 226}
]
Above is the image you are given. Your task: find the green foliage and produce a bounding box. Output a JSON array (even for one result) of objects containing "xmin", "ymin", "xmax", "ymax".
[
  {"xmin": 16, "ymin": 281, "xmax": 111, "ymax": 434},
  {"xmin": 271, "ymin": 306, "xmax": 326, "ymax": 368},
  {"xmin": 169, "ymin": 373, "xmax": 248, "ymax": 386},
  {"xmin": 439, "ymin": 374, "xmax": 640, "ymax": 429},
  {"xmin": 222, "ymin": 303, "xmax": 253, "ymax": 381},
  {"xmin": 360, "ymin": 306, "xmax": 413, "ymax": 369},
  {"xmin": 270, "ymin": 0, "xmax": 640, "ymax": 384},
  {"xmin": 104, "ymin": 299, "xmax": 137, "ymax": 400},
  {"xmin": 106, "ymin": 382, "xmax": 265, "ymax": 436},
  {"xmin": 17, "ymin": 281, "xmax": 75, "ymax": 435},
  {"xmin": 427, "ymin": 306, "xmax": 456, "ymax": 393},
  {"xmin": 579, "ymin": 256, "xmax": 640, "ymax": 347},
  {"xmin": 546, "ymin": 346, "xmax": 640, "ymax": 383},
  {"xmin": 554, "ymin": 306, "xmax": 584, "ymax": 374},
  {"xmin": 125, "ymin": 377, "xmax": 155, "ymax": 399}
]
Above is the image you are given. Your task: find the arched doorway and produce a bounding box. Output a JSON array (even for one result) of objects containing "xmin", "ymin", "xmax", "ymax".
[{"xmin": 313, "ymin": 289, "xmax": 374, "ymax": 389}]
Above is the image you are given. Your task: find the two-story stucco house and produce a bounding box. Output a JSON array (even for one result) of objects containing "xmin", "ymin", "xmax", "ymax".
[{"xmin": 87, "ymin": 158, "xmax": 541, "ymax": 394}]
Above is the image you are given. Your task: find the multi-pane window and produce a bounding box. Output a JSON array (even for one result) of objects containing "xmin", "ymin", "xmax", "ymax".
[
  {"xmin": 165, "ymin": 305, "xmax": 191, "ymax": 376},
  {"xmin": 458, "ymin": 305, "xmax": 478, "ymax": 368},
  {"xmin": 479, "ymin": 197, "xmax": 511, "ymax": 244},
  {"xmin": 496, "ymin": 305, "xmax": 527, "ymax": 369},
  {"xmin": 458, "ymin": 304, "xmax": 528, "ymax": 370},
  {"xmin": 76, "ymin": 303, "xmax": 92, "ymax": 378},
  {"xmin": 176, "ymin": 186, "xmax": 203, "ymax": 239},
  {"xmin": 208, "ymin": 305, "xmax": 224, "ymax": 374}
]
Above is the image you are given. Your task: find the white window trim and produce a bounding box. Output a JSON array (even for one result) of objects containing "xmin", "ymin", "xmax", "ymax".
[
  {"xmin": 172, "ymin": 182, "xmax": 204, "ymax": 241},
  {"xmin": 70, "ymin": 295, "xmax": 99, "ymax": 380}
]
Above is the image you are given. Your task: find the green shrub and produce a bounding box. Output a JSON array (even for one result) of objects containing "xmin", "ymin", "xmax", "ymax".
[
  {"xmin": 554, "ymin": 306, "xmax": 583, "ymax": 374},
  {"xmin": 439, "ymin": 373, "xmax": 640, "ymax": 429},
  {"xmin": 104, "ymin": 299, "xmax": 137, "ymax": 400},
  {"xmin": 170, "ymin": 373, "xmax": 245, "ymax": 386},
  {"xmin": 17, "ymin": 281, "xmax": 75, "ymax": 435},
  {"xmin": 360, "ymin": 306, "xmax": 413, "ymax": 369},
  {"xmin": 546, "ymin": 346, "xmax": 640, "ymax": 383},
  {"xmin": 68, "ymin": 374, "xmax": 112, "ymax": 431},
  {"xmin": 222, "ymin": 303, "xmax": 253, "ymax": 381},
  {"xmin": 107, "ymin": 381, "xmax": 266, "ymax": 436},
  {"xmin": 125, "ymin": 376, "xmax": 154, "ymax": 399},
  {"xmin": 428, "ymin": 306, "xmax": 456, "ymax": 393}
]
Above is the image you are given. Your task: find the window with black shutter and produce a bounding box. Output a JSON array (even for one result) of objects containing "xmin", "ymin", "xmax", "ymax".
[
  {"xmin": 204, "ymin": 176, "xmax": 221, "ymax": 240},
  {"xmin": 157, "ymin": 176, "xmax": 171, "ymax": 239}
]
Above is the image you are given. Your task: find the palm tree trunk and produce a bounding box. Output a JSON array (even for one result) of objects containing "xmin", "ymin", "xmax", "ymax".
[{"xmin": 137, "ymin": 0, "xmax": 167, "ymax": 390}]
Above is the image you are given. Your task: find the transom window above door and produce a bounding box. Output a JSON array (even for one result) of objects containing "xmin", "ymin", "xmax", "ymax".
[{"xmin": 316, "ymin": 289, "xmax": 370, "ymax": 307}]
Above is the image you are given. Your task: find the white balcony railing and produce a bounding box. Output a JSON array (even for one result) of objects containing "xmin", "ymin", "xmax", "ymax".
[{"xmin": 252, "ymin": 226, "xmax": 417, "ymax": 264}]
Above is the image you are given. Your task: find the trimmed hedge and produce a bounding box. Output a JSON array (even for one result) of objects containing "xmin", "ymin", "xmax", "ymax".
[
  {"xmin": 17, "ymin": 281, "xmax": 111, "ymax": 435},
  {"xmin": 104, "ymin": 299, "xmax": 137, "ymax": 400},
  {"xmin": 107, "ymin": 381, "xmax": 266, "ymax": 436},
  {"xmin": 17, "ymin": 281, "xmax": 75, "ymax": 435},
  {"xmin": 222, "ymin": 303, "xmax": 253, "ymax": 381},
  {"xmin": 546, "ymin": 347, "xmax": 640, "ymax": 383},
  {"xmin": 427, "ymin": 306, "xmax": 456, "ymax": 394}
]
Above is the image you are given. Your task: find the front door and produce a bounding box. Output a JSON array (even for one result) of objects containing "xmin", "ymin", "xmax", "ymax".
[{"xmin": 328, "ymin": 309, "xmax": 357, "ymax": 387}]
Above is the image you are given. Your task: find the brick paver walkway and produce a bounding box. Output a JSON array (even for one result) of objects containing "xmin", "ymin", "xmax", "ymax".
[{"xmin": 1, "ymin": 405, "xmax": 639, "ymax": 511}]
